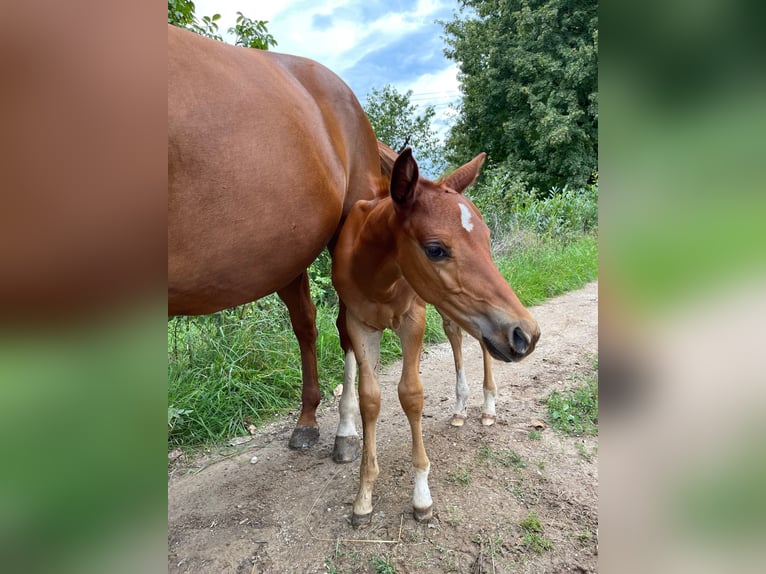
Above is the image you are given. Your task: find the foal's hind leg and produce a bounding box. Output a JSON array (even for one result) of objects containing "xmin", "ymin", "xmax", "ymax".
[
  {"xmin": 277, "ymin": 271, "xmax": 321, "ymax": 450},
  {"xmin": 440, "ymin": 311, "xmax": 469, "ymax": 427},
  {"xmin": 333, "ymin": 301, "xmax": 361, "ymax": 463},
  {"xmin": 479, "ymin": 341, "xmax": 498, "ymax": 426},
  {"xmin": 397, "ymin": 303, "xmax": 432, "ymax": 521},
  {"xmin": 346, "ymin": 312, "xmax": 382, "ymax": 526}
]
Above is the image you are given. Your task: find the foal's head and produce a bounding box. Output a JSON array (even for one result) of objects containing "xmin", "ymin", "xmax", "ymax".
[{"xmin": 389, "ymin": 149, "xmax": 539, "ymax": 362}]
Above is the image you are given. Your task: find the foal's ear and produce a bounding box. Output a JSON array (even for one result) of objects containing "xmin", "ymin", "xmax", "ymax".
[
  {"xmin": 390, "ymin": 147, "xmax": 419, "ymax": 206},
  {"xmin": 442, "ymin": 152, "xmax": 487, "ymax": 193}
]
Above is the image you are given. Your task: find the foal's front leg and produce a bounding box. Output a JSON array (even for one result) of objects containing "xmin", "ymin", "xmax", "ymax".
[
  {"xmin": 346, "ymin": 312, "xmax": 383, "ymax": 526},
  {"xmin": 479, "ymin": 341, "xmax": 498, "ymax": 426},
  {"xmin": 440, "ymin": 311, "xmax": 469, "ymax": 427},
  {"xmin": 397, "ymin": 303, "xmax": 432, "ymax": 521}
]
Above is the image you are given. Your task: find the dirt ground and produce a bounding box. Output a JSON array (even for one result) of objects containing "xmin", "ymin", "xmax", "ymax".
[{"xmin": 168, "ymin": 282, "xmax": 598, "ymax": 573}]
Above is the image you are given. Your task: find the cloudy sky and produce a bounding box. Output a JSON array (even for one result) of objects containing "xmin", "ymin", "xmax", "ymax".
[{"xmin": 193, "ymin": 0, "xmax": 464, "ymax": 141}]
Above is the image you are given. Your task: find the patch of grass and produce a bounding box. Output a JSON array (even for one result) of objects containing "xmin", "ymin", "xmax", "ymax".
[
  {"xmin": 478, "ymin": 445, "xmax": 527, "ymax": 470},
  {"xmin": 495, "ymin": 234, "xmax": 598, "ymax": 307},
  {"xmin": 520, "ymin": 511, "xmax": 553, "ymax": 553},
  {"xmin": 528, "ymin": 429, "xmax": 542, "ymax": 440},
  {"xmin": 545, "ymin": 369, "xmax": 598, "ymax": 436},
  {"xmin": 447, "ymin": 467, "xmax": 472, "ymax": 486},
  {"xmin": 370, "ymin": 554, "xmax": 396, "ymax": 574}
]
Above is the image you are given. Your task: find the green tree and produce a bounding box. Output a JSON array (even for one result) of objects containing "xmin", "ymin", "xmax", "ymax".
[
  {"xmin": 167, "ymin": 2, "xmax": 276, "ymax": 49},
  {"xmin": 230, "ymin": 11, "xmax": 278, "ymax": 50},
  {"xmin": 443, "ymin": 0, "xmax": 597, "ymax": 192},
  {"xmin": 364, "ymin": 85, "xmax": 447, "ymax": 179}
]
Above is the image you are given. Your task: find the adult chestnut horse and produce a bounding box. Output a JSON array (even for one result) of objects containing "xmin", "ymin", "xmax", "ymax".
[
  {"xmin": 332, "ymin": 149, "xmax": 540, "ymax": 525},
  {"xmin": 377, "ymin": 142, "xmax": 501, "ymax": 427},
  {"xmin": 168, "ymin": 24, "xmax": 380, "ymax": 449}
]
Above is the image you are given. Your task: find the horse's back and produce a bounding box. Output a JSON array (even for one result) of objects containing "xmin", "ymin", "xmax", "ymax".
[{"xmin": 168, "ymin": 25, "xmax": 377, "ymax": 314}]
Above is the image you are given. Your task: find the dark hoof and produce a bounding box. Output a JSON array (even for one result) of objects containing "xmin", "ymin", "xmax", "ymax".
[
  {"xmin": 332, "ymin": 435, "xmax": 360, "ymax": 463},
  {"xmin": 351, "ymin": 511, "xmax": 372, "ymax": 528},
  {"xmin": 413, "ymin": 505, "xmax": 433, "ymax": 522},
  {"xmin": 288, "ymin": 425, "xmax": 319, "ymax": 450}
]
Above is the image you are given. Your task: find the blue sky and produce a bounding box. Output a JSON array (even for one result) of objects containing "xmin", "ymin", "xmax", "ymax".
[{"xmin": 193, "ymin": 0, "xmax": 463, "ymax": 141}]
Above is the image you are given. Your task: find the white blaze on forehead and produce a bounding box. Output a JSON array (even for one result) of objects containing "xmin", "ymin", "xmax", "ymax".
[{"xmin": 459, "ymin": 203, "xmax": 474, "ymax": 232}]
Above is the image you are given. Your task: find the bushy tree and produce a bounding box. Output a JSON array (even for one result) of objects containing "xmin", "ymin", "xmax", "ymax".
[
  {"xmin": 443, "ymin": 0, "xmax": 597, "ymax": 192},
  {"xmin": 364, "ymin": 85, "xmax": 447, "ymax": 179}
]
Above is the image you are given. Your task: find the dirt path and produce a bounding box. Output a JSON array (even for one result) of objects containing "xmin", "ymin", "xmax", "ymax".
[{"xmin": 168, "ymin": 282, "xmax": 598, "ymax": 573}]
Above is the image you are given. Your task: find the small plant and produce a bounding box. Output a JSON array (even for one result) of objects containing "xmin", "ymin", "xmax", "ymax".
[
  {"xmin": 447, "ymin": 467, "xmax": 472, "ymax": 486},
  {"xmin": 546, "ymin": 372, "xmax": 598, "ymax": 436},
  {"xmin": 446, "ymin": 504, "xmax": 460, "ymax": 526},
  {"xmin": 577, "ymin": 529, "xmax": 593, "ymax": 542},
  {"xmin": 371, "ymin": 555, "xmax": 396, "ymax": 574},
  {"xmin": 529, "ymin": 429, "xmax": 542, "ymax": 440},
  {"xmin": 520, "ymin": 511, "xmax": 553, "ymax": 553}
]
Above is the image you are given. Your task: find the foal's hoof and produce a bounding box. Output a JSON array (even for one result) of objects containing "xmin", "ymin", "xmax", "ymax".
[
  {"xmin": 288, "ymin": 425, "xmax": 319, "ymax": 450},
  {"xmin": 351, "ymin": 511, "xmax": 372, "ymax": 528},
  {"xmin": 332, "ymin": 435, "xmax": 360, "ymax": 463},
  {"xmin": 450, "ymin": 414, "xmax": 467, "ymax": 427},
  {"xmin": 480, "ymin": 414, "xmax": 496, "ymax": 427},
  {"xmin": 413, "ymin": 505, "xmax": 433, "ymax": 523}
]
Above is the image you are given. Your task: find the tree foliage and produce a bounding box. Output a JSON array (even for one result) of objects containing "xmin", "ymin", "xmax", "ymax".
[
  {"xmin": 167, "ymin": 1, "xmax": 277, "ymax": 50},
  {"xmin": 443, "ymin": 0, "xmax": 597, "ymax": 192},
  {"xmin": 363, "ymin": 85, "xmax": 446, "ymax": 179}
]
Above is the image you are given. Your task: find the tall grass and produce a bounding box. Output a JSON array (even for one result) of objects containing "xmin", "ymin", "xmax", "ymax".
[{"xmin": 168, "ymin": 178, "xmax": 599, "ymax": 448}]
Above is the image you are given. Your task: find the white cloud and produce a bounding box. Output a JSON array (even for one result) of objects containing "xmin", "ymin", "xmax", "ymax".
[{"xmin": 180, "ymin": 1, "xmax": 462, "ymax": 141}]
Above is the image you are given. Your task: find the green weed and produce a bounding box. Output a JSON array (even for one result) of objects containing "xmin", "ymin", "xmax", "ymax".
[
  {"xmin": 478, "ymin": 445, "xmax": 527, "ymax": 470},
  {"xmin": 447, "ymin": 467, "xmax": 472, "ymax": 486},
  {"xmin": 370, "ymin": 554, "xmax": 396, "ymax": 574},
  {"xmin": 446, "ymin": 504, "xmax": 460, "ymax": 526},
  {"xmin": 546, "ymin": 369, "xmax": 598, "ymax": 436},
  {"xmin": 520, "ymin": 511, "xmax": 553, "ymax": 553}
]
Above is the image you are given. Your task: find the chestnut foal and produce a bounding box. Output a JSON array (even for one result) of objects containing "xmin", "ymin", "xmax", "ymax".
[
  {"xmin": 376, "ymin": 141, "xmax": 502, "ymax": 428},
  {"xmin": 332, "ymin": 149, "xmax": 540, "ymax": 525}
]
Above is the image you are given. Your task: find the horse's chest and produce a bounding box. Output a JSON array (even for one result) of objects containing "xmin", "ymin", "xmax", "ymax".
[{"xmin": 357, "ymin": 281, "xmax": 417, "ymax": 332}]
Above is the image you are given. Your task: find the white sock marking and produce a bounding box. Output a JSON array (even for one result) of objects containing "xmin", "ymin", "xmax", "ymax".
[
  {"xmin": 336, "ymin": 350, "xmax": 359, "ymax": 437},
  {"xmin": 413, "ymin": 464, "xmax": 433, "ymax": 509},
  {"xmin": 482, "ymin": 388, "xmax": 496, "ymax": 417},
  {"xmin": 454, "ymin": 368, "xmax": 469, "ymax": 416}
]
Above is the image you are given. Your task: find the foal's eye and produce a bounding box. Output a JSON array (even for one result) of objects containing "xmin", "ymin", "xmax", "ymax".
[{"xmin": 423, "ymin": 242, "xmax": 450, "ymax": 261}]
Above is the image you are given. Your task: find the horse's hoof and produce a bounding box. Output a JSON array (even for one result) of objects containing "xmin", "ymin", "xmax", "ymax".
[
  {"xmin": 450, "ymin": 414, "xmax": 466, "ymax": 427},
  {"xmin": 351, "ymin": 511, "xmax": 372, "ymax": 528},
  {"xmin": 288, "ymin": 425, "xmax": 319, "ymax": 450},
  {"xmin": 480, "ymin": 414, "xmax": 496, "ymax": 427},
  {"xmin": 332, "ymin": 435, "xmax": 360, "ymax": 463},
  {"xmin": 413, "ymin": 505, "xmax": 433, "ymax": 523}
]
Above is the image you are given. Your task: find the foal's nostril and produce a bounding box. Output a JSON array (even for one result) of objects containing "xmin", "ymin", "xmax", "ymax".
[{"xmin": 511, "ymin": 326, "xmax": 529, "ymax": 355}]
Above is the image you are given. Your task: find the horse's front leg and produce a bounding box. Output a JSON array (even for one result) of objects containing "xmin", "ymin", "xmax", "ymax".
[
  {"xmin": 397, "ymin": 302, "xmax": 432, "ymax": 521},
  {"xmin": 277, "ymin": 271, "xmax": 320, "ymax": 449},
  {"xmin": 479, "ymin": 341, "xmax": 497, "ymax": 426},
  {"xmin": 440, "ymin": 310, "xmax": 469, "ymax": 427},
  {"xmin": 346, "ymin": 312, "xmax": 382, "ymax": 526},
  {"xmin": 333, "ymin": 300, "xmax": 361, "ymax": 463}
]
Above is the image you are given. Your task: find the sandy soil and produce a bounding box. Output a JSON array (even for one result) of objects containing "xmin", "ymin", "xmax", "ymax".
[{"xmin": 168, "ymin": 281, "xmax": 598, "ymax": 573}]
